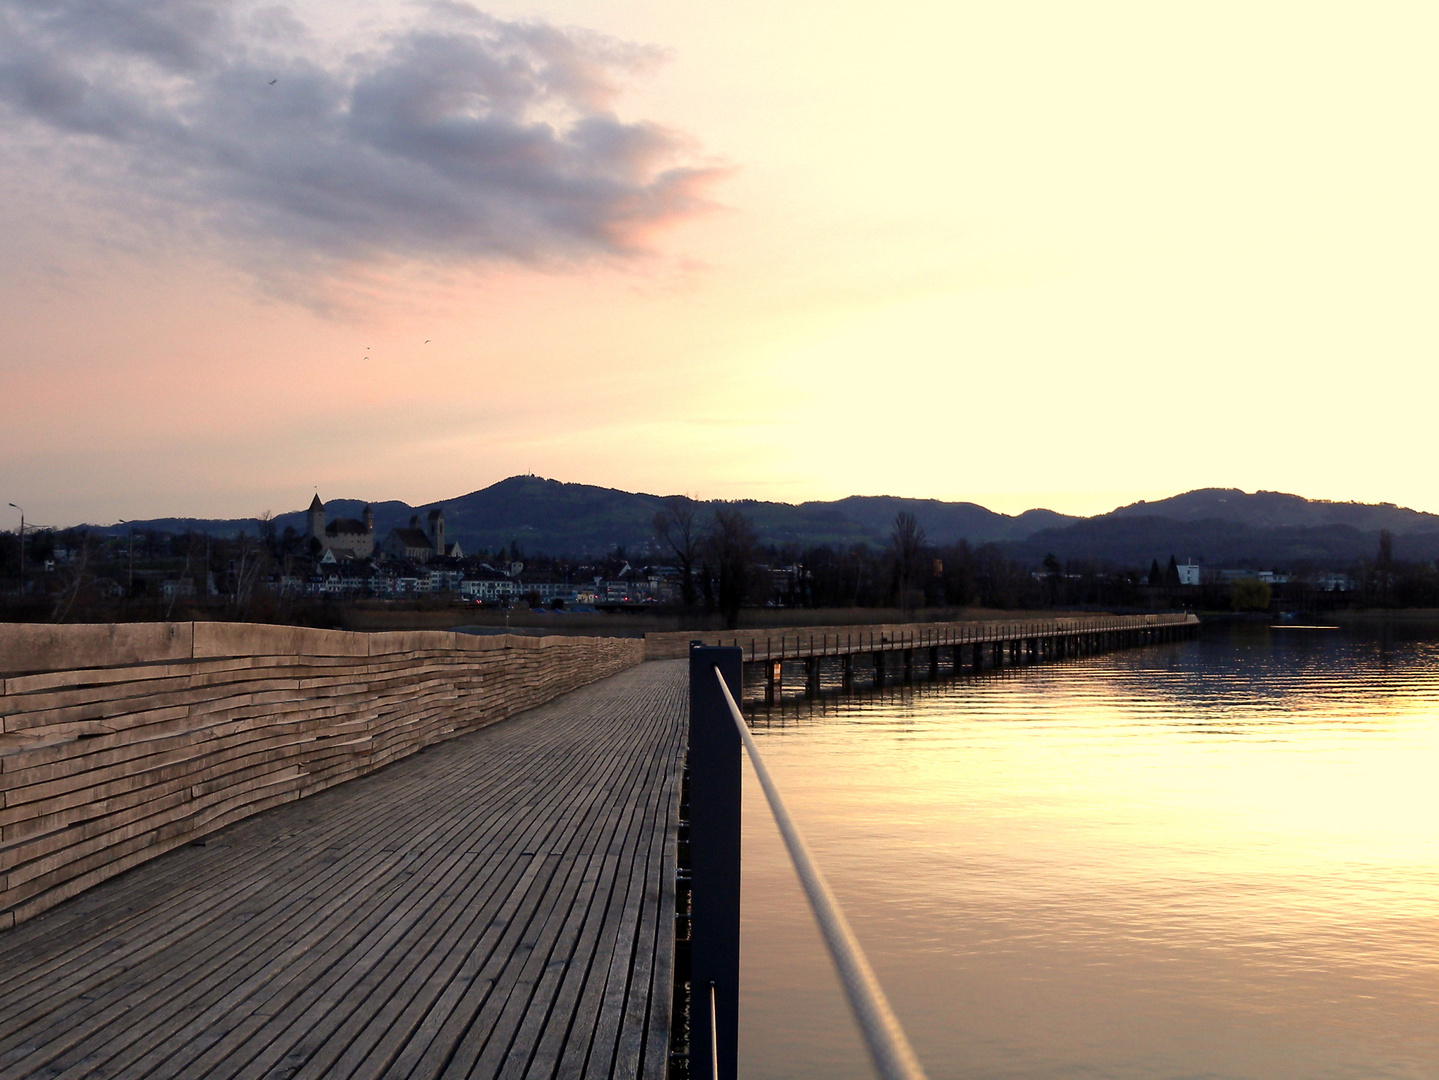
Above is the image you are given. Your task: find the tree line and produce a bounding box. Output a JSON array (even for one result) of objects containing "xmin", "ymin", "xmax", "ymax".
[
  {"xmin": 654, "ymin": 501, "xmax": 1075, "ymax": 627},
  {"xmin": 8, "ymin": 510, "xmax": 1439, "ymax": 626}
]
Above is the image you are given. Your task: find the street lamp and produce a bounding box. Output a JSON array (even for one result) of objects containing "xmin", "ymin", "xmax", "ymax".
[
  {"xmin": 118, "ymin": 519, "xmax": 134, "ymax": 598},
  {"xmin": 8, "ymin": 503, "xmax": 23, "ymax": 596}
]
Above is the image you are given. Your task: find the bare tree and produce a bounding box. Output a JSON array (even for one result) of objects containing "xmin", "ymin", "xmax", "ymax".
[
  {"xmin": 166, "ymin": 531, "xmax": 198, "ymax": 621},
  {"xmin": 705, "ymin": 505, "xmax": 758, "ymax": 629},
  {"xmin": 653, "ymin": 496, "xmax": 702, "ymax": 607},
  {"xmin": 890, "ymin": 511, "xmax": 926, "ymax": 613},
  {"xmin": 50, "ymin": 532, "xmax": 94, "ymax": 622},
  {"xmin": 1377, "ymin": 528, "xmax": 1394, "ymax": 607},
  {"xmin": 231, "ymin": 531, "xmax": 270, "ymax": 619}
]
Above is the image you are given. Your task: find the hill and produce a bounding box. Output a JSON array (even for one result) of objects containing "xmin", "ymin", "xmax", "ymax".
[
  {"xmin": 84, "ymin": 480, "xmax": 1439, "ymax": 569},
  {"xmin": 89, "ymin": 476, "xmax": 1078, "ymax": 556},
  {"xmin": 404, "ymin": 478, "xmax": 1080, "ymax": 554},
  {"xmin": 1105, "ymin": 488, "xmax": 1439, "ymax": 534},
  {"xmin": 1008, "ymin": 489, "xmax": 1439, "ymax": 567}
]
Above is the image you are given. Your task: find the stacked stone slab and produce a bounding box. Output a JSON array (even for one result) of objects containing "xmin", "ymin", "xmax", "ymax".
[{"xmin": 0, "ymin": 622, "xmax": 645, "ymax": 929}]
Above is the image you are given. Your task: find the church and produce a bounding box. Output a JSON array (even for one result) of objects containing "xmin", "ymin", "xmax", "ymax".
[
  {"xmin": 382, "ymin": 507, "xmax": 463, "ymax": 562},
  {"xmin": 305, "ymin": 495, "xmax": 375, "ymax": 558}
]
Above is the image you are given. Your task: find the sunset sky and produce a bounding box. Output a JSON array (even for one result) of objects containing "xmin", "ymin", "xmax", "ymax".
[{"xmin": 3, "ymin": 1, "xmax": 1437, "ymax": 528}]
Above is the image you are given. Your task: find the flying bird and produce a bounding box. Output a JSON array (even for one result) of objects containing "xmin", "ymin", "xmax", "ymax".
[
  {"xmin": 269, "ymin": 79, "xmax": 277, "ymax": 85},
  {"xmin": 425, "ymin": 340, "xmax": 431, "ymax": 344}
]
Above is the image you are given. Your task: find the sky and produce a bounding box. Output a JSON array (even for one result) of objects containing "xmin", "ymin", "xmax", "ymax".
[{"xmin": 3, "ymin": 1, "xmax": 1438, "ymax": 528}]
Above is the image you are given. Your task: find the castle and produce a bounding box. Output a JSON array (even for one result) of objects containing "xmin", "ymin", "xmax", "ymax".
[{"xmin": 306, "ymin": 495, "xmax": 374, "ymax": 558}]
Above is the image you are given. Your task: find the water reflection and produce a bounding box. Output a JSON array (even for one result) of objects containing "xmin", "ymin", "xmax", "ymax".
[{"xmin": 738, "ymin": 625, "xmax": 1439, "ymax": 1080}]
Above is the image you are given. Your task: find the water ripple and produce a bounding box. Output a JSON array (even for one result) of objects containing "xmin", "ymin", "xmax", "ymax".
[{"xmin": 739, "ymin": 627, "xmax": 1439, "ymax": 1080}]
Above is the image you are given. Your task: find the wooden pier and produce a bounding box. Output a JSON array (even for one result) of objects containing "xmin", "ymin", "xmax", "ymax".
[
  {"xmin": 0, "ymin": 660, "xmax": 687, "ymax": 1080},
  {"xmin": 651, "ymin": 613, "xmax": 1199, "ymax": 703},
  {"xmin": 0, "ymin": 612, "xmax": 1200, "ymax": 1078}
]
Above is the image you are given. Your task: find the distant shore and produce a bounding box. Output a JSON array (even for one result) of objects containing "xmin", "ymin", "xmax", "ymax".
[
  {"xmin": 335, "ymin": 604, "xmax": 1106, "ymax": 637},
  {"xmin": 1324, "ymin": 608, "xmax": 1439, "ymax": 623}
]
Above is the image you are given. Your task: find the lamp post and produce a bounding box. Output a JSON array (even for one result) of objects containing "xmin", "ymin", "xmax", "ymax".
[
  {"xmin": 118, "ymin": 519, "xmax": 134, "ymax": 599},
  {"xmin": 8, "ymin": 503, "xmax": 23, "ymax": 596}
]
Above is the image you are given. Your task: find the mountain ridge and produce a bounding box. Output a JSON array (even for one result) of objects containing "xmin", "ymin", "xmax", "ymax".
[
  {"xmin": 83, "ymin": 476, "xmax": 1080, "ymax": 555},
  {"xmin": 81, "ymin": 479, "xmax": 1439, "ymax": 567}
]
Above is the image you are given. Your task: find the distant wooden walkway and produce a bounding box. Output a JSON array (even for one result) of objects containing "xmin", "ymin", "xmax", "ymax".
[{"xmin": 0, "ymin": 660, "xmax": 687, "ymax": 1080}]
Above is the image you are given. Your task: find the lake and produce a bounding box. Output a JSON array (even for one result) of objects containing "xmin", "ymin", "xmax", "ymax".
[{"xmin": 737, "ymin": 623, "xmax": 1439, "ymax": 1079}]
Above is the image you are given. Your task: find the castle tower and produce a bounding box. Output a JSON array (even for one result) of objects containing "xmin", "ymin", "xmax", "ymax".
[
  {"xmin": 427, "ymin": 508, "xmax": 445, "ymax": 557},
  {"xmin": 363, "ymin": 505, "xmax": 374, "ymax": 536},
  {"xmin": 307, "ymin": 494, "xmax": 325, "ymax": 543}
]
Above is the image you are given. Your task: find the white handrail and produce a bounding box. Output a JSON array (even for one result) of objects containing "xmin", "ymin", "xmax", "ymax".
[
  {"xmin": 709, "ymin": 981, "xmax": 720, "ymax": 1080},
  {"xmin": 712, "ymin": 667, "xmax": 929, "ymax": 1080}
]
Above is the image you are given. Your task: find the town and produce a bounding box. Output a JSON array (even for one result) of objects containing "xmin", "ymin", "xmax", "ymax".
[{"xmin": 2, "ymin": 492, "xmax": 1428, "ymax": 629}]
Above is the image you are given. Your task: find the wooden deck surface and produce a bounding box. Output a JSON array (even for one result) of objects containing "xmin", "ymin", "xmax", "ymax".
[{"xmin": 0, "ymin": 659, "xmax": 687, "ymax": 1080}]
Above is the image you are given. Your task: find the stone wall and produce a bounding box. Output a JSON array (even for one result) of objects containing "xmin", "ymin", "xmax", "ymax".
[{"xmin": 0, "ymin": 622, "xmax": 645, "ymax": 929}]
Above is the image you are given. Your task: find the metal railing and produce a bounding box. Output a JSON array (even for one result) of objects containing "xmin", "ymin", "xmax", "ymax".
[
  {"xmin": 708, "ymin": 612, "xmax": 1199, "ymax": 664},
  {"xmin": 708, "ymin": 982, "xmax": 720, "ymax": 1080},
  {"xmin": 683, "ymin": 616, "xmax": 1199, "ymax": 1073},
  {"xmin": 711, "ymin": 664, "xmax": 929, "ymax": 1080}
]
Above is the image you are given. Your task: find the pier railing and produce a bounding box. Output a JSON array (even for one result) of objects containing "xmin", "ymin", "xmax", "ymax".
[
  {"xmin": 688, "ymin": 643, "xmax": 929, "ymax": 1080},
  {"xmin": 711, "ymin": 660, "xmax": 927, "ymax": 1080},
  {"xmin": 649, "ymin": 611, "xmax": 1197, "ymax": 663},
  {"xmin": 683, "ymin": 615, "xmax": 1200, "ymax": 1076}
]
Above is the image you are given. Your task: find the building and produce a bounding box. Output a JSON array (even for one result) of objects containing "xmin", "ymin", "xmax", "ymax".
[
  {"xmin": 460, "ymin": 572, "xmax": 518, "ymax": 603},
  {"xmin": 382, "ymin": 507, "xmax": 461, "ymax": 563},
  {"xmin": 306, "ymin": 495, "xmax": 375, "ymax": 558}
]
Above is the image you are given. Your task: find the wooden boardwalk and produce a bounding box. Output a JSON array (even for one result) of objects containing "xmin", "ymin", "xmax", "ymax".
[{"xmin": 0, "ymin": 660, "xmax": 687, "ymax": 1080}]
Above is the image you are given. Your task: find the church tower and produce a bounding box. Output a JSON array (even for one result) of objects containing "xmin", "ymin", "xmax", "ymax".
[
  {"xmin": 307, "ymin": 494, "xmax": 325, "ymax": 544},
  {"xmin": 427, "ymin": 508, "xmax": 445, "ymax": 557}
]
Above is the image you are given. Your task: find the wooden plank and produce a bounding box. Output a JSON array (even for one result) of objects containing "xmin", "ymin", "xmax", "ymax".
[
  {"xmin": 136, "ymin": 815, "xmax": 566, "ymax": 1080},
  {"xmin": 525, "ymin": 691, "xmax": 680, "ymax": 1080},
  {"xmin": 348, "ymin": 693, "xmax": 661, "ymax": 1080},
  {"xmin": 223, "ymin": 713, "xmax": 642, "ymax": 1080},
  {"xmin": 0, "ymin": 714, "xmax": 593, "ymax": 1065},
  {"xmin": 3, "ymin": 637, "xmax": 646, "ymax": 924},
  {"xmin": 613, "ymin": 708, "xmax": 685, "ymax": 1079},
  {"xmin": 2, "ymin": 713, "xmax": 506, "ymax": 1000},
  {"xmin": 0, "ymin": 659, "xmax": 684, "ymax": 1080},
  {"xmin": 552, "ymin": 679, "xmax": 684, "ymax": 1080},
  {"xmin": 464, "ymin": 682, "xmax": 677, "ymax": 1079},
  {"xmin": 381, "ymin": 694, "xmax": 662, "ymax": 1080}
]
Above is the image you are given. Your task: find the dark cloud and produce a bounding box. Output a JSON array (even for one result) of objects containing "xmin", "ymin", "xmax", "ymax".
[{"xmin": 0, "ymin": 0, "xmax": 721, "ymax": 267}]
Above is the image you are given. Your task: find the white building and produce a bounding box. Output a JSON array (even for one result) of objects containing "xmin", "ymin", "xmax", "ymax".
[{"xmin": 461, "ymin": 577, "xmax": 518, "ymax": 602}]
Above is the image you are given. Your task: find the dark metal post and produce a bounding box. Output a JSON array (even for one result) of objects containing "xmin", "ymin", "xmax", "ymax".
[{"xmin": 689, "ymin": 643, "xmax": 742, "ymax": 1080}]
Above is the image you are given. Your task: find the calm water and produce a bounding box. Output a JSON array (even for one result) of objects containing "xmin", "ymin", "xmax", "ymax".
[{"xmin": 737, "ymin": 625, "xmax": 1439, "ymax": 1079}]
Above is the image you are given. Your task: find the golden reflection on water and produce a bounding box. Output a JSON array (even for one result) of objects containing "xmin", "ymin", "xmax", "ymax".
[{"xmin": 737, "ymin": 628, "xmax": 1439, "ymax": 1080}]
